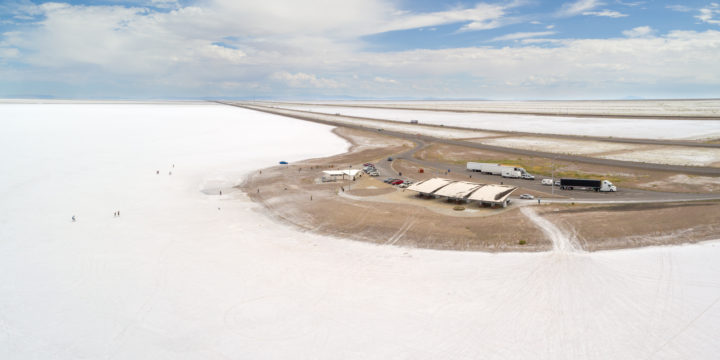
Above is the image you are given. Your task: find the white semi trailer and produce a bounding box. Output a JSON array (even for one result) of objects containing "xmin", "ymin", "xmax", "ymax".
[{"xmin": 467, "ymin": 162, "xmax": 531, "ymax": 178}]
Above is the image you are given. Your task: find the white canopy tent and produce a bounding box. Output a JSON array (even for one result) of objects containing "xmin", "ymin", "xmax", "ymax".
[{"xmin": 322, "ymin": 169, "xmax": 361, "ymax": 180}]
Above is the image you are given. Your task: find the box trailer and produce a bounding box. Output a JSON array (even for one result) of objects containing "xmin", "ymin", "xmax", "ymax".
[
  {"xmin": 466, "ymin": 162, "xmax": 507, "ymax": 175},
  {"xmin": 467, "ymin": 162, "xmax": 531, "ymax": 177},
  {"xmin": 560, "ymin": 178, "xmax": 617, "ymax": 192}
]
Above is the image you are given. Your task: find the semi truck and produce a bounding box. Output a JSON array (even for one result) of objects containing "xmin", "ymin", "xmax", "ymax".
[
  {"xmin": 467, "ymin": 162, "xmax": 531, "ymax": 178},
  {"xmin": 501, "ymin": 168, "xmax": 522, "ymax": 178},
  {"xmin": 560, "ymin": 178, "xmax": 617, "ymax": 192}
]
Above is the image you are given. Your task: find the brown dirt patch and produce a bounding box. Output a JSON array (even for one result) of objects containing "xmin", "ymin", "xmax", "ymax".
[
  {"xmin": 239, "ymin": 126, "xmax": 720, "ymax": 252},
  {"xmin": 537, "ymin": 201, "xmax": 720, "ymax": 251}
]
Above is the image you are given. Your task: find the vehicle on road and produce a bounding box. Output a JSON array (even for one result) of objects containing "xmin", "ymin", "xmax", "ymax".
[
  {"xmin": 541, "ymin": 179, "xmax": 554, "ymax": 185},
  {"xmin": 522, "ymin": 174, "xmax": 535, "ymax": 180},
  {"xmin": 560, "ymin": 178, "xmax": 617, "ymax": 192},
  {"xmin": 519, "ymin": 194, "xmax": 534, "ymax": 199},
  {"xmin": 467, "ymin": 162, "xmax": 533, "ymax": 179},
  {"xmin": 502, "ymin": 168, "xmax": 522, "ymax": 179}
]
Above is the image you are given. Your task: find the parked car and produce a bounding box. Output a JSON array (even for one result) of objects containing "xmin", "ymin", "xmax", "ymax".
[
  {"xmin": 519, "ymin": 194, "xmax": 534, "ymax": 200},
  {"xmin": 369, "ymin": 172, "xmax": 379, "ymax": 177},
  {"xmin": 387, "ymin": 157, "xmax": 393, "ymax": 161},
  {"xmin": 383, "ymin": 178, "xmax": 396, "ymax": 183},
  {"xmin": 399, "ymin": 183, "xmax": 410, "ymax": 188},
  {"xmin": 390, "ymin": 180, "xmax": 404, "ymax": 185},
  {"xmin": 363, "ymin": 163, "xmax": 374, "ymax": 167}
]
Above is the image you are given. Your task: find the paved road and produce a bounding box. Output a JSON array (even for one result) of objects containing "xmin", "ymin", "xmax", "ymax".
[
  {"xmin": 257, "ymin": 101, "xmax": 720, "ymax": 148},
  {"xmin": 264, "ymin": 100, "xmax": 720, "ymax": 120},
  {"xmin": 220, "ymin": 102, "xmax": 720, "ymax": 203}
]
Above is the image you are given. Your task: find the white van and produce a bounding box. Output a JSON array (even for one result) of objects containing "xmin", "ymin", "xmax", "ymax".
[{"xmin": 541, "ymin": 178, "xmax": 554, "ymax": 186}]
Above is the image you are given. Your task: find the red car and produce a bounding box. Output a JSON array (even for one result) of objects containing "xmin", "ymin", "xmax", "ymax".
[
  {"xmin": 390, "ymin": 179, "xmax": 404, "ymax": 185},
  {"xmin": 363, "ymin": 163, "xmax": 374, "ymax": 167}
]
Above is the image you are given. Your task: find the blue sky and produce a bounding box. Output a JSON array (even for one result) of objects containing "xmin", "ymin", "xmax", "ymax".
[{"xmin": 1, "ymin": 0, "xmax": 720, "ymax": 99}]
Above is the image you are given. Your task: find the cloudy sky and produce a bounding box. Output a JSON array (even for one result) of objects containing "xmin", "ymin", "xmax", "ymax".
[{"xmin": 1, "ymin": 0, "xmax": 719, "ymax": 99}]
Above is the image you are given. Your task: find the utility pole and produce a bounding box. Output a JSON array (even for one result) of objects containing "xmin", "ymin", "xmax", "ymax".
[{"xmin": 551, "ymin": 156, "xmax": 556, "ymax": 195}]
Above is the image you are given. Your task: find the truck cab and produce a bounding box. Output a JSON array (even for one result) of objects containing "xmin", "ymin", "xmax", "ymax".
[
  {"xmin": 600, "ymin": 180, "xmax": 617, "ymax": 192},
  {"xmin": 501, "ymin": 168, "xmax": 521, "ymax": 178}
]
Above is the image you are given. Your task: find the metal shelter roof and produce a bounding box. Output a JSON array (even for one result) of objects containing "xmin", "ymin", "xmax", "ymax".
[
  {"xmin": 433, "ymin": 181, "xmax": 483, "ymax": 199},
  {"xmin": 467, "ymin": 184, "xmax": 518, "ymax": 203},
  {"xmin": 406, "ymin": 178, "xmax": 454, "ymax": 194}
]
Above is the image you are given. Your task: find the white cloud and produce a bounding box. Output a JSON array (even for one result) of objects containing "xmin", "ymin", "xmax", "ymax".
[
  {"xmin": 1, "ymin": 1, "xmax": 720, "ymax": 99},
  {"xmin": 696, "ymin": 3, "xmax": 720, "ymax": 25},
  {"xmin": 0, "ymin": 47, "xmax": 20, "ymax": 59},
  {"xmin": 148, "ymin": 0, "xmax": 180, "ymax": 8},
  {"xmin": 271, "ymin": 72, "xmax": 342, "ymax": 88},
  {"xmin": 622, "ymin": 26, "xmax": 654, "ymax": 37},
  {"xmin": 616, "ymin": 1, "xmax": 645, "ymax": 6},
  {"xmin": 583, "ymin": 9, "xmax": 628, "ymax": 17},
  {"xmin": 366, "ymin": 29, "xmax": 720, "ymax": 97},
  {"xmin": 204, "ymin": 44, "xmax": 246, "ymax": 64},
  {"xmin": 546, "ymin": 24, "xmax": 556, "ymax": 29},
  {"xmin": 520, "ymin": 38, "xmax": 564, "ymax": 44},
  {"xmin": 490, "ymin": 31, "xmax": 557, "ymax": 42},
  {"xmin": 373, "ymin": 76, "xmax": 398, "ymax": 84},
  {"xmin": 557, "ymin": 0, "xmax": 603, "ymax": 17},
  {"xmin": 381, "ymin": 3, "xmax": 510, "ymax": 33},
  {"xmin": 666, "ymin": 5, "xmax": 693, "ymax": 12}
]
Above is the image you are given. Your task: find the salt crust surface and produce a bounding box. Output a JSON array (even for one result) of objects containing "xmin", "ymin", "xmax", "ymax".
[{"xmin": 1, "ymin": 103, "xmax": 719, "ymax": 359}]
